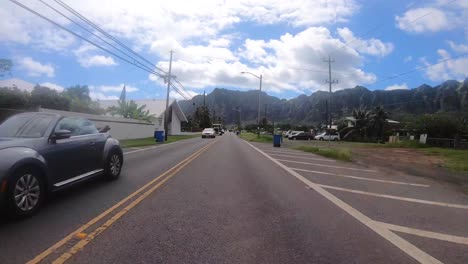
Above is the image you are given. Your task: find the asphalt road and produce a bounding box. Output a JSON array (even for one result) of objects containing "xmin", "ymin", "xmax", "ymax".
[
  {"xmin": 1, "ymin": 133, "xmax": 467, "ymax": 264},
  {"xmin": 0, "ymin": 137, "xmax": 212, "ymax": 264}
]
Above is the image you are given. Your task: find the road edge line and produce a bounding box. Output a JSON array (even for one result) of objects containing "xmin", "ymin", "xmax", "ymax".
[
  {"xmin": 290, "ymin": 168, "xmax": 430, "ymax": 187},
  {"xmin": 243, "ymin": 141, "xmax": 443, "ymax": 264},
  {"xmin": 319, "ymin": 184, "xmax": 468, "ymax": 209},
  {"xmin": 377, "ymin": 222, "xmax": 468, "ymax": 246}
]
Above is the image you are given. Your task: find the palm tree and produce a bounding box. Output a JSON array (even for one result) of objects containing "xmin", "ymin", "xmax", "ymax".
[
  {"xmin": 342, "ymin": 107, "xmax": 372, "ymax": 140},
  {"xmin": 370, "ymin": 105, "xmax": 389, "ymax": 140},
  {"xmin": 107, "ymin": 100, "xmax": 154, "ymax": 122}
]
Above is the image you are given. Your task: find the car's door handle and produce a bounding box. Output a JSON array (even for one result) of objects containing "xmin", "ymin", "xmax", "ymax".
[{"xmin": 89, "ymin": 142, "xmax": 96, "ymax": 146}]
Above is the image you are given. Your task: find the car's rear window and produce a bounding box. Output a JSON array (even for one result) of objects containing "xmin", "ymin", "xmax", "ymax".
[{"xmin": 0, "ymin": 113, "xmax": 54, "ymax": 138}]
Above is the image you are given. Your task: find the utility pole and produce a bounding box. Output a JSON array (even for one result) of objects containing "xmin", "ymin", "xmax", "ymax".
[
  {"xmin": 164, "ymin": 50, "xmax": 174, "ymax": 141},
  {"xmin": 203, "ymin": 90, "xmax": 206, "ymax": 107},
  {"xmin": 257, "ymin": 75, "xmax": 262, "ymax": 136},
  {"xmin": 324, "ymin": 55, "xmax": 338, "ymax": 144}
]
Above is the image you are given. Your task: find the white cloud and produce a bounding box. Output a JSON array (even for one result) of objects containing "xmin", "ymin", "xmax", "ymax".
[
  {"xmin": 395, "ymin": 1, "xmax": 467, "ymax": 34},
  {"xmin": 448, "ymin": 41, "xmax": 468, "ymax": 52},
  {"xmin": 1, "ymin": 0, "xmax": 359, "ymax": 54},
  {"xmin": 169, "ymin": 90, "xmax": 199, "ymax": 100},
  {"xmin": 152, "ymin": 27, "xmax": 377, "ymax": 94},
  {"xmin": 73, "ymin": 44, "xmax": 118, "ymax": 68},
  {"xmin": 423, "ymin": 49, "xmax": 468, "ymax": 81},
  {"xmin": 18, "ymin": 57, "xmax": 55, "ymax": 77},
  {"xmin": 404, "ymin": 56, "xmax": 413, "ymax": 63},
  {"xmin": 385, "ymin": 83, "xmax": 409, "ymax": 90},
  {"xmin": 80, "ymin": 55, "xmax": 117, "ymax": 68},
  {"xmin": 41, "ymin": 82, "xmax": 64, "ymax": 92},
  {"xmin": 89, "ymin": 92, "xmax": 119, "ymax": 100},
  {"xmin": 0, "ymin": 1, "xmax": 75, "ymax": 50},
  {"xmin": 396, "ymin": 8, "xmax": 451, "ymax": 33},
  {"xmin": 98, "ymin": 84, "xmax": 139, "ymax": 93},
  {"xmin": 337, "ymin": 27, "xmax": 394, "ymax": 57}
]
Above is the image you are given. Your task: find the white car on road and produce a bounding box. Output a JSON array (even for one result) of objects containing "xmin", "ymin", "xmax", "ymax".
[
  {"xmin": 202, "ymin": 128, "xmax": 216, "ymax": 138},
  {"xmin": 314, "ymin": 131, "xmax": 340, "ymax": 141}
]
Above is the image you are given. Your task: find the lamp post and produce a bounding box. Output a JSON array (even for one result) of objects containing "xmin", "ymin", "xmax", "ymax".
[{"xmin": 241, "ymin": 71, "xmax": 262, "ymax": 136}]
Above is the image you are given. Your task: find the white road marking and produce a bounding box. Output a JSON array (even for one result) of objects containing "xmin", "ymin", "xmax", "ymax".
[
  {"xmin": 276, "ymin": 159, "xmax": 378, "ymax": 172},
  {"xmin": 291, "ymin": 168, "xmax": 430, "ymax": 187},
  {"xmin": 377, "ymin": 222, "xmax": 468, "ymax": 246},
  {"xmin": 267, "ymin": 153, "xmax": 335, "ymax": 162},
  {"xmin": 257, "ymin": 149, "xmax": 314, "ymax": 155},
  {"xmin": 319, "ymin": 184, "xmax": 468, "ymax": 209},
  {"xmin": 244, "ymin": 141, "xmax": 443, "ymax": 264}
]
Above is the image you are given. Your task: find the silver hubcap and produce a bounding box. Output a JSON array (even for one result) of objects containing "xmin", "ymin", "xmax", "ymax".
[
  {"xmin": 110, "ymin": 154, "xmax": 121, "ymax": 176},
  {"xmin": 14, "ymin": 174, "xmax": 40, "ymax": 211}
]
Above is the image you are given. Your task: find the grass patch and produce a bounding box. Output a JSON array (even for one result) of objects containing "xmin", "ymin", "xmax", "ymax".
[
  {"xmin": 421, "ymin": 148, "xmax": 468, "ymax": 173},
  {"xmin": 120, "ymin": 134, "xmax": 199, "ymax": 148},
  {"xmin": 369, "ymin": 141, "xmax": 468, "ymax": 173},
  {"xmin": 294, "ymin": 146, "xmax": 352, "ymax": 162},
  {"xmin": 239, "ymin": 132, "xmax": 273, "ymax": 143},
  {"xmin": 380, "ymin": 140, "xmax": 429, "ymax": 148}
]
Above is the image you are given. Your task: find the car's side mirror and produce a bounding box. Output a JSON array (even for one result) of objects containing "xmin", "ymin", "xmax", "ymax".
[{"xmin": 51, "ymin": 130, "xmax": 72, "ymax": 141}]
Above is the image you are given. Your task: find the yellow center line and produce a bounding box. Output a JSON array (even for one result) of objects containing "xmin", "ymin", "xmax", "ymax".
[{"xmin": 27, "ymin": 139, "xmax": 217, "ymax": 264}]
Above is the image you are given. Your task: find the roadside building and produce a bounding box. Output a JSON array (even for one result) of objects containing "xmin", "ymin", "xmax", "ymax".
[{"xmin": 99, "ymin": 99, "xmax": 188, "ymax": 135}]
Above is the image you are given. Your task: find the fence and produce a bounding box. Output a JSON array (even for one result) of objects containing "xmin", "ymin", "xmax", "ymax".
[{"xmin": 426, "ymin": 138, "xmax": 468, "ymax": 149}]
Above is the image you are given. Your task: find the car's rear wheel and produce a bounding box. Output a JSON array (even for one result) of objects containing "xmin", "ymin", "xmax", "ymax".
[
  {"xmin": 6, "ymin": 167, "xmax": 45, "ymax": 218},
  {"xmin": 319, "ymin": 138, "xmax": 324, "ymax": 141},
  {"xmin": 105, "ymin": 150, "xmax": 123, "ymax": 180}
]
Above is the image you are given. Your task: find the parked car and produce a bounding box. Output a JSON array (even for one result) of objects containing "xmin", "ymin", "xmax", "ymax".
[
  {"xmin": 0, "ymin": 112, "xmax": 123, "ymax": 218},
  {"xmin": 314, "ymin": 131, "xmax": 340, "ymax": 141},
  {"xmin": 201, "ymin": 128, "xmax": 216, "ymax": 138},
  {"xmin": 288, "ymin": 132, "xmax": 313, "ymax": 140}
]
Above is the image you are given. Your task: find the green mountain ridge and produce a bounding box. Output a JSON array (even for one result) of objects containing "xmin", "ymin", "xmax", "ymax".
[{"xmin": 179, "ymin": 79, "xmax": 468, "ymax": 125}]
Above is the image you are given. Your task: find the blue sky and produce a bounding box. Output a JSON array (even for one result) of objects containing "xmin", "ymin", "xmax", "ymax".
[{"xmin": 0, "ymin": 0, "xmax": 467, "ymax": 101}]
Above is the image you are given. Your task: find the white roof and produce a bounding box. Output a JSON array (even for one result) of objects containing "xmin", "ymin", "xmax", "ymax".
[
  {"xmin": 0, "ymin": 78, "xmax": 35, "ymax": 92},
  {"xmin": 98, "ymin": 99, "xmax": 187, "ymax": 122},
  {"xmin": 345, "ymin": 116, "xmax": 400, "ymax": 124}
]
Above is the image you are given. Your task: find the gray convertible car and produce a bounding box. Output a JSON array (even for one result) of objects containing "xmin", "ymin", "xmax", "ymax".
[{"xmin": 0, "ymin": 112, "xmax": 123, "ymax": 218}]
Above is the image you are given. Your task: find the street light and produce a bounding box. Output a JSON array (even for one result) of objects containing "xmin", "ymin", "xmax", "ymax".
[{"xmin": 241, "ymin": 71, "xmax": 262, "ymax": 136}]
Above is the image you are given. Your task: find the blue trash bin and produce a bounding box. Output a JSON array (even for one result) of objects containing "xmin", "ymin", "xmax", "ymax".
[
  {"xmin": 154, "ymin": 131, "xmax": 164, "ymax": 142},
  {"xmin": 273, "ymin": 134, "xmax": 282, "ymax": 147}
]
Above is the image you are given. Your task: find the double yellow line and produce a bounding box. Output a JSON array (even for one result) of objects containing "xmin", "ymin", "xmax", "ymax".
[{"xmin": 28, "ymin": 140, "xmax": 217, "ymax": 264}]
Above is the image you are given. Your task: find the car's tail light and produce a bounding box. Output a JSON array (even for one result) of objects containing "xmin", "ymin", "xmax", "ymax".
[{"xmin": 0, "ymin": 179, "xmax": 7, "ymax": 193}]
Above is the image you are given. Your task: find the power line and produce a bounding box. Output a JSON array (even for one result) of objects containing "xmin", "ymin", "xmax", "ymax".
[
  {"xmin": 367, "ymin": 52, "xmax": 468, "ymax": 88},
  {"xmin": 36, "ymin": 0, "xmax": 158, "ymax": 76},
  {"xmin": 52, "ymin": 0, "xmax": 166, "ymax": 75},
  {"xmin": 330, "ymin": 0, "xmax": 458, "ymax": 57},
  {"xmin": 8, "ymin": 0, "xmax": 164, "ymax": 79},
  {"xmin": 173, "ymin": 79, "xmax": 193, "ymax": 99},
  {"xmin": 11, "ymin": 0, "xmax": 192, "ymax": 101}
]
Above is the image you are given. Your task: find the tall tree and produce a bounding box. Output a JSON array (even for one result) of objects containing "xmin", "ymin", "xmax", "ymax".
[
  {"xmin": 193, "ymin": 106, "xmax": 211, "ymax": 129},
  {"xmin": 62, "ymin": 85, "xmax": 103, "ymax": 114},
  {"xmin": 370, "ymin": 105, "xmax": 389, "ymax": 140},
  {"xmin": 31, "ymin": 85, "xmax": 70, "ymax": 111},
  {"xmin": 0, "ymin": 87, "xmax": 30, "ymax": 109},
  {"xmin": 342, "ymin": 107, "xmax": 372, "ymax": 139}
]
